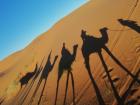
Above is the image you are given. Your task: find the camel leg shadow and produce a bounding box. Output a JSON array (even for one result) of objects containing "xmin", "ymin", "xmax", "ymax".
[
  {"xmin": 54, "ymin": 71, "xmax": 76, "ymax": 105},
  {"xmin": 84, "ymin": 56, "xmax": 106, "ymax": 105},
  {"xmin": 13, "ymin": 86, "xmax": 25, "ymax": 104},
  {"xmin": 19, "ymin": 79, "xmax": 36, "ymax": 105},
  {"xmin": 63, "ymin": 72, "xmax": 70, "ymax": 105},
  {"xmin": 98, "ymin": 52, "xmax": 124, "ymax": 105},
  {"xmin": 122, "ymin": 69, "xmax": 140, "ymax": 101},
  {"xmin": 0, "ymin": 97, "xmax": 5, "ymax": 105},
  {"xmin": 37, "ymin": 78, "xmax": 48, "ymax": 105},
  {"xmin": 28, "ymin": 79, "xmax": 42, "ymax": 105},
  {"xmin": 54, "ymin": 79, "xmax": 60, "ymax": 105},
  {"xmin": 13, "ymin": 81, "xmax": 31, "ymax": 105},
  {"xmin": 103, "ymin": 46, "xmax": 140, "ymax": 84},
  {"xmin": 70, "ymin": 71, "xmax": 76, "ymax": 105},
  {"xmin": 54, "ymin": 73, "xmax": 70, "ymax": 105}
]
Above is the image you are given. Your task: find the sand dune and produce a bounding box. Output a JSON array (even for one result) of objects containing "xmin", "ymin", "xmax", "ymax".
[{"xmin": 0, "ymin": 0, "xmax": 140, "ymax": 105}]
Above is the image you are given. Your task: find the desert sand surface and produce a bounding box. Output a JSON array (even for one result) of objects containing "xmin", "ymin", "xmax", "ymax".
[{"xmin": 0, "ymin": 0, "xmax": 140, "ymax": 105}]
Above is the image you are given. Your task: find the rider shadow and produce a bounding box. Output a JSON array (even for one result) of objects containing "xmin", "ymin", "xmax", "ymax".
[
  {"xmin": 118, "ymin": 19, "xmax": 140, "ymax": 34},
  {"xmin": 54, "ymin": 43, "xmax": 78, "ymax": 105},
  {"xmin": 19, "ymin": 58, "xmax": 45, "ymax": 105},
  {"xmin": 81, "ymin": 28, "xmax": 140, "ymax": 105},
  {"xmin": 29, "ymin": 51, "xmax": 58, "ymax": 105}
]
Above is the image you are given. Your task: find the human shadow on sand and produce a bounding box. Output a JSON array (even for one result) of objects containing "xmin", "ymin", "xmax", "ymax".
[
  {"xmin": 80, "ymin": 27, "xmax": 140, "ymax": 105},
  {"xmin": 28, "ymin": 51, "xmax": 58, "ymax": 105},
  {"xmin": 54, "ymin": 43, "xmax": 78, "ymax": 105},
  {"xmin": 118, "ymin": 19, "xmax": 140, "ymax": 34}
]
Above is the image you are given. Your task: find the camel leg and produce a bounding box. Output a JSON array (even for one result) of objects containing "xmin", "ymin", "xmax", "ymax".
[
  {"xmin": 70, "ymin": 72, "xmax": 76, "ymax": 105},
  {"xmin": 103, "ymin": 46, "xmax": 140, "ymax": 84},
  {"xmin": 98, "ymin": 52, "xmax": 124, "ymax": 105},
  {"xmin": 63, "ymin": 71, "xmax": 70, "ymax": 105}
]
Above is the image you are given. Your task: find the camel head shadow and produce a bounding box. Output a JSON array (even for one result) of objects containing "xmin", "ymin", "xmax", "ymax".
[
  {"xmin": 118, "ymin": 19, "xmax": 140, "ymax": 33},
  {"xmin": 19, "ymin": 64, "xmax": 38, "ymax": 89}
]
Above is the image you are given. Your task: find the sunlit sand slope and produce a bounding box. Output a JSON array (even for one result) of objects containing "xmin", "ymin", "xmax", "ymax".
[{"xmin": 0, "ymin": 0, "xmax": 140, "ymax": 105}]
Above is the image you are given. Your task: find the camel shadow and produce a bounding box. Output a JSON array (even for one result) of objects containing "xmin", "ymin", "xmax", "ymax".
[
  {"xmin": 19, "ymin": 64, "xmax": 38, "ymax": 90},
  {"xmin": 118, "ymin": 19, "xmax": 140, "ymax": 34},
  {"xmin": 28, "ymin": 51, "xmax": 58, "ymax": 105},
  {"xmin": 19, "ymin": 58, "xmax": 45, "ymax": 105},
  {"xmin": 13, "ymin": 63, "xmax": 38, "ymax": 104},
  {"xmin": 81, "ymin": 27, "xmax": 140, "ymax": 105},
  {"xmin": 54, "ymin": 43, "xmax": 78, "ymax": 105}
]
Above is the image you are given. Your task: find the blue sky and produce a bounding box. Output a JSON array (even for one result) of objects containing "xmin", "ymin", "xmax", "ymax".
[{"xmin": 0, "ymin": 0, "xmax": 88, "ymax": 60}]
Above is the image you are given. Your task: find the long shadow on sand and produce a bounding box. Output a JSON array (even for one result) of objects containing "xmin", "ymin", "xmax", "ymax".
[
  {"xmin": 122, "ymin": 68, "xmax": 140, "ymax": 105},
  {"xmin": 13, "ymin": 63, "xmax": 39, "ymax": 105},
  {"xmin": 28, "ymin": 51, "xmax": 58, "ymax": 105},
  {"xmin": 54, "ymin": 43, "xmax": 78, "ymax": 105},
  {"xmin": 18, "ymin": 58, "xmax": 45, "ymax": 105},
  {"xmin": 81, "ymin": 27, "xmax": 140, "ymax": 105}
]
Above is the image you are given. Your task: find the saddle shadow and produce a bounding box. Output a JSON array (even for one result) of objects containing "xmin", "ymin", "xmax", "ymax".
[
  {"xmin": 28, "ymin": 51, "xmax": 58, "ymax": 105},
  {"xmin": 54, "ymin": 43, "xmax": 78, "ymax": 105},
  {"xmin": 118, "ymin": 19, "xmax": 140, "ymax": 34}
]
